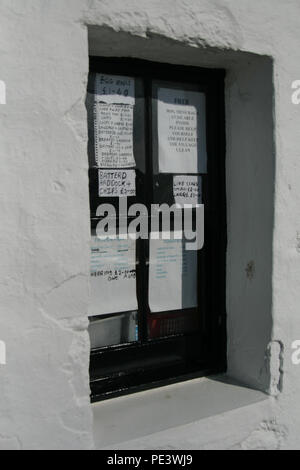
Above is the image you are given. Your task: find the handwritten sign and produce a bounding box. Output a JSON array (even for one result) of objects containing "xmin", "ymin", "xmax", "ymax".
[
  {"xmin": 157, "ymin": 88, "xmax": 207, "ymax": 174},
  {"xmin": 94, "ymin": 102, "xmax": 135, "ymax": 168},
  {"xmin": 98, "ymin": 169, "xmax": 136, "ymax": 197},
  {"xmin": 173, "ymin": 175, "xmax": 202, "ymax": 205},
  {"xmin": 88, "ymin": 236, "xmax": 138, "ymax": 317},
  {"xmin": 95, "ymin": 73, "xmax": 135, "ymax": 105}
]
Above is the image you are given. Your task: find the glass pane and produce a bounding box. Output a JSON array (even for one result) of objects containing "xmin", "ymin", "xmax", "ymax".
[
  {"xmin": 148, "ymin": 232, "xmax": 198, "ymax": 314},
  {"xmin": 89, "ymin": 311, "xmax": 138, "ymax": 349},
  {"xmin": 87, "ymin": 73, "xmax": 146, "ymax": 217},
  {"xmin": 86, "ymin": 73, "xmax": 146, "ymax": 201},
  {"xmin": 148, "ymin": 310, "xmax": 200, "ymax": 339},
  {"xmin": 88, "ymin": 232, "xmax": 138, "ymax": 318}
]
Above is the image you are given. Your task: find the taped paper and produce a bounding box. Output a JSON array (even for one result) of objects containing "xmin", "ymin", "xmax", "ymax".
[
  {"xmin": 89, "ymin": 235, "xmax": 138, "ymax": 317},
  {"xmin": 95, "ymin": 73, "xmax": 135, "ymax": 105},
  {"xmin": 157, "ymin": 88, "xmax": 207, "ymax": 174},
  {"xmin": 148, "ymin": 232, "xmax": 198, "ymax": 313},
  {"xmin": 94, "ymin": 102, "xmax": 135, "ymax": 168},
  {"xmin": 173, "ymin": 175, "xmax": 202, "ymax": 205},
  {"xmin": 98, "ymin": 169, "xmax": 136, "ymax": 197}
]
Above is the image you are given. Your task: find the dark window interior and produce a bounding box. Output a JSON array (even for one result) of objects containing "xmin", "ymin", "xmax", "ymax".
[{"xmin": 87, "ymin": 57, "xmax": 227, "ymax": 402}]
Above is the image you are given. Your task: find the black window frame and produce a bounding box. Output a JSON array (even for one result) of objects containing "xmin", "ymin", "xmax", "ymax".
[{"xmin": 88, "ymin": 57, "xmax": 227, "ymax": 403}]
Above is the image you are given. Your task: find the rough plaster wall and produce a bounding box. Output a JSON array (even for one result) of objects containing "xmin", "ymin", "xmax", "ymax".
[
  {"xmin": 0, "ymin": 0, "xmax": 93, "ymax": 449},
  {"xmin": 0, "ymin": 0, "xmax": 300, "ymax": 450}
]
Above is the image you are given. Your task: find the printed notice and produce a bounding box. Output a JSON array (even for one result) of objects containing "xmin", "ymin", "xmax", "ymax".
[
  {"xmin": 98, "ymin": 169, "xmax": 136, "ymax": 197},
  {"xmin": 95, "ymin": 73, "xmax": 135, "ymax": 105},
  {"xmin": 173, "ymin": 175, "xmax": 202, "ymax": 205},
  {"xmin": 157, "ymin": 88, "xmax": 207, "ymax": 174},
  {"xmin": 94, "ymin": 102, "xmax": 135, "ymax": 168},
  {"xmin": 148, "ymin": 233, "xmax": 198, "ymax": 313},
  {"xmin": 88, "ymin": 236, "xmax": 138, "ymax": 317}
]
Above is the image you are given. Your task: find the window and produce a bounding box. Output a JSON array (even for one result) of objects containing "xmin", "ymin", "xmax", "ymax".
[{"xmin": 87, "ymin": 57, "xmax": 226, "ymax": 402}]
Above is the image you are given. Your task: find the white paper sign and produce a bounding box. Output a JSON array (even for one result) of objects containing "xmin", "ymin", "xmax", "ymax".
[
  {"xmin": 89, "ymin": 236, "xmax": 138, "ymax": 317},
  {"xmin": 173, "ymin": 175, "xmax": 202, "ymax": 205},
  {"xmin": 148, "ymin": 233, "xmax": 198, "ymax": 313},
  {"xmin": 98, "ymin": 169, "xmax": 136, "ymax": 197},
  {"xmin": 95, "ymin": 73, "xmax": 135, "ymax": 105},
  {"xmin": 157, "ymin": 88, "xmax": 207, "ymax": 174},
  {"xmin": 94, "ymin": 102, "xmax": 135, "ymax": 168}
]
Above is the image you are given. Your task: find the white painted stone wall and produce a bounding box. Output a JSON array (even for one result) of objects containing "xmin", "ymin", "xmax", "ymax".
[{"xmin": 0, "ymin": 0, "xmax": 300, "ymax": 450}]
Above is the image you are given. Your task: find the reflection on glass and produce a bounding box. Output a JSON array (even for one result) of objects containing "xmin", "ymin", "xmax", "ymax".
[
  {"xmin": 148, "ymin": 311, "xmax": 199, "ymax": 339},
  {"xmin": 89, "ymin": 311, "xmax": 138, "ymax": 349}
]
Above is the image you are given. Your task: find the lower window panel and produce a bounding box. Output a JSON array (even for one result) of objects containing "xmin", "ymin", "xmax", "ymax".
[
  {"xmin": 89, "ymin": 333, "xmax": 225, "ymax": 401},
  {"xmin": 89, "ymin": 311, "xmax": 138, "ymax": 349}
]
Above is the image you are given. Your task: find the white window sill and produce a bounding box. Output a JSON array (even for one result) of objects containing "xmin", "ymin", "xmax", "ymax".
[{"xmin": 93, "ymin": 375, "xmax": 271, "ymax": 449}]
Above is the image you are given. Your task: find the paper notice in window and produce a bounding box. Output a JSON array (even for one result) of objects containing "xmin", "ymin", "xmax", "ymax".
[
  {"xmin": 173, "ymin": 175, "xmax": 202, "ymax": 206},
  {"xmin": 157, "ymin": 88, "xmax": 207, "ymax": 174},
  {"xmin": 98, "ymin": 169, "xmax": 136, "ymax": 197},
  {"xmin": 95, "ymin": 73, "xmax": 135, "ymax": 105},
  {"xmin": 94, "ymin": 102, "xmax": 135, "ymax": 168},
  {"xmin": 88, "ymin": 236, "xmax": 138, "ymax": 317},
  {"xmin": 148, "ymin": 233, "xmax": 198, "ymax": 313}
]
